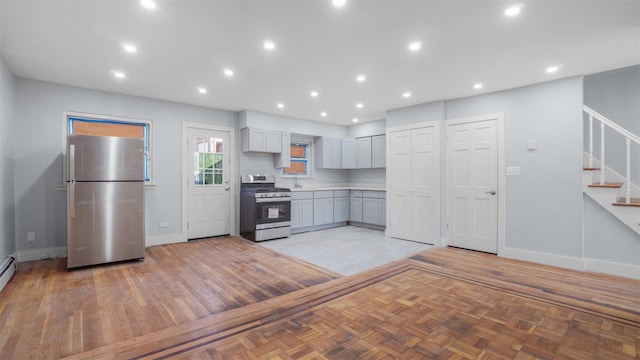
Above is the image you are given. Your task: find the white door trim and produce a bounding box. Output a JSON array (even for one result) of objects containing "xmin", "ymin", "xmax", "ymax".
[
  {"xmin": 444, "ymin": 113, "xmax": 505, "ymax": 255},
  {"xmin": 182, "ymin": 122, "xmax": 236, "ymax": 242}
]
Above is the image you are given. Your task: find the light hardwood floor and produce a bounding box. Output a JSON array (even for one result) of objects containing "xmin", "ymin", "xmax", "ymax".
[{"xmin": 1, "ymin": 236, "xmax": 639, "ymax": 359}]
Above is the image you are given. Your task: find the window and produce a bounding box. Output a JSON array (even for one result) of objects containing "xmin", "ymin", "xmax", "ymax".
[
  {"xmin": 283, "ymin": 142, "xmax": 310, "ymax": 176},
  {"xmin": 67, "ymin": 114, "xmax": 152, "ymax": 182},
  {"xmin": 193, "ymin": 135, "xmax": 224, "ymax": 186}
]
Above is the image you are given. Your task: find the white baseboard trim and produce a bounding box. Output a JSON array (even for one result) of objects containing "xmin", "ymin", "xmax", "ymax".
[
  {"xmin": 0, "ymin": 253, "xmax": 17, "ymax": 293},
  {"xmin": 499, "ymin": 247, "xmax": 585, "ymax": 272},
  {"xmin": 145, "ymin": 234, "xmax": 186, "ymax": 247},
  {"xmin": 18, "ymin": 247, "xmax": 67, "ymax": 262},
  {"xmin": 585, "ymin": 258, "xmax": 640, "ymax": 280},
  {"xmin": 500, "ymin": 246, "xmax": 640, "ymax": 279}
]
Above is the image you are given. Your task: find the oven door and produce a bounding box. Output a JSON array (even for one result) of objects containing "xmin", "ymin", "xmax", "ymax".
[{"xmin": 254, "ymin": 198, "xmax": 291, "ymax": 228}]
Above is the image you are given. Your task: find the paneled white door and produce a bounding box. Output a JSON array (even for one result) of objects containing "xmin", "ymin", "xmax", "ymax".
[
  {"xmin": 389, "ymin": 126, "xmax": 438, "ymax": 244},
  {"xmin": 446, "ymin": 119, "xmax": 498, "ymax": 253},
  {"xmin": 187, "ymin": 127, "xmax": 230, "ymax": 239}
]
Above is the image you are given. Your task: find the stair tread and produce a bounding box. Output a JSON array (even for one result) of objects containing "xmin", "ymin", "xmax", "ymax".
[
  {"xmin": 588, "ymin": 182, "xmax": 624, "ymax": 188},
  {"xmin": 613, "ymin": 198, "xmax": 640, "ymax": 207}
]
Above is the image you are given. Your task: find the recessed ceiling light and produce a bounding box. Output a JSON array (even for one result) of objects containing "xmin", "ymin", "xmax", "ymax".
[
  {"xmin": 352, "ymin": 118, "xmax": 359, "ymax": 123},
  {"xmin": 505, "ymin": 5, "xmax": 522, "ymax": 17},
  {"xmin": 140, "ymin": 0, "xmax": 156, "ymax": 10},
  {"xmin": 403, "ymin": 92, "xmax": 412, "ymax": 98},
  {"xmin": 277, "ymin": 103, "xmax": 284, "ymax": 109},
  {"xmin": 197, "ymin": 87, "xmax": 207, "ymax": 94},
  {"xmin": 121, "ymin": 43, "xmax": 137, "ymax": 53},
  {"xmin": 474, "ymin": 83, "xmax": 484, "ymax": 89},
  {"xmin": 546, "ymin": 65, "xmax": 560, "ymax": 73},
  {"xmin": 356, "ymin": 75, "xmax": 366, "ymax": 82},
  {"xmin": 110, "ymin": 70, "xmax": 126, "ymax": 79},
  {"xmin": 310, "ymin": 91, "xmax": 319, "ymax": 97},
  {"xmin": 332, "ymin": 0, "xmax": 346, "ymax": 7},
  {"xmin": 223, "ymin": 68, "xmax": 234, "ymax": 77},
  {"xmin": 356, "ymin": 103, "xmax": 363, "ymax": 108},
  {"xmin": 264, "ymin": 40, "xmax": 275, "ymax": 50},
  {"xmin": 321, "ymin": 112, "xmax": 327, "ymax": 117},
  {"xmin": 409, "ymin": 41, "xmax": 422, "ymax": 52}
]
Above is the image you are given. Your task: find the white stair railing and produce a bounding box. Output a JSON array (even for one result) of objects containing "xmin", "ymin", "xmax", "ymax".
[{"xmin": 584, "ymin": 105, "xmax": 640, "ymax": 204}]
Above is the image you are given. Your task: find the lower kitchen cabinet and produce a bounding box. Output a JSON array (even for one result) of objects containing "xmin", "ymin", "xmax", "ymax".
[
  {"xmin": 313, "ymin": 191, "xmax": 334, "ymax": 226},
  {"xmin": 360, "ymin": 191, "xmax": 386, "ymax": 226},
  {"xmin": 291, "ymin": 192, "xmax": 313, "ymax": 229},
  {"xmin": 334, "ymin": 190, "xmax": 350, "ymax": 222},
  {"xmin": 350, "ymin": 191, "xmax": 363, "ymax": 222}
]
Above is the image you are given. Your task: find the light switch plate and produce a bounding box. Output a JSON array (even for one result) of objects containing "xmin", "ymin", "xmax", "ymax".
[
  {"xmin": 527, "ymin": 140, "xmax": 536, "ymax": 150},
  {"xmin": 506, "ymin": 166, "xmax": 520, "ymax": 176}
]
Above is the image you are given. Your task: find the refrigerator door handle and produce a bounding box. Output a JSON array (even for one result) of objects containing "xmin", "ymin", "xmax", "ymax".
[{"xmin": 69, "ymin": 144, "xmax": 76, "ymax": 219}]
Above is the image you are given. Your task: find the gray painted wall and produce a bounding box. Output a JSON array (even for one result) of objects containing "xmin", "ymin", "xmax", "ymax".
[
  {"xmin": 584, "ymin": 65, "xmax": 640, "ymax": 185},
  {"xmin": 14, "ymin": 78, "xmax": 238, "ymax": 253},
  {"xmin": 446, "ymin": 76, "xmax": 585, "ymax": 257},
  {"xmin": 0, "ymin": 57, "xmax": 16, "ymax": 260},
  {"xmin": 386, "ymin": 101, "xmax": 443, "ymax": 128},
  {"xmin": 583, "ymin": 195, "xmax": 639, "ymax": 265}
]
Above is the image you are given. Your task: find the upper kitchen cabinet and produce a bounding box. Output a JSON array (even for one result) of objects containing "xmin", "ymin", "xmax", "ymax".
[
  {"xmin": 314, "ymin": 137, "xmax": 342, "ymax": 169},
  {"xmin": 356, "ymin": 137, "xmax": 372, "ymax": 168},
  {"xmin": 274, "ymin": 132, "xmax": 291, "ymax": 168},
  {"xmin": 371, "ymin": 135, "xmax": 386, "ymax": 168},
  {"xmin": 341, "ymin": 139, "xmax": 356, "ymax": 169},
  {"xmin": 356, "ymin": 135, "xmax": 386, "ymax": 169},
  {"xmin": 241, "ymin": 127, "xmax": 282, "ymax": 153}
]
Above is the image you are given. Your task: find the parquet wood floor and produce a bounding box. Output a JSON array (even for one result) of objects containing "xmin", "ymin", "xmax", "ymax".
[
  {"xmin": 0, "ymin": 237, "xmax": 339, "ymax": 359},
  {"xmin": 1, "ymin": 238, "xmax": 639, "ymax": 359}
]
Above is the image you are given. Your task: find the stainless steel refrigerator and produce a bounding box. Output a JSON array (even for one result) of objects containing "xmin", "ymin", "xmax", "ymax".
[{"xmin": 66, "ymin": 134, "xmax": 145, "ymax": 268}]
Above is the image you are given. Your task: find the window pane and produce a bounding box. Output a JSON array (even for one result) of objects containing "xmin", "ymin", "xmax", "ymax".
[
  {"xmin": 193, "ymin": 135, "xmax": 224, "ymax": 186},
  {"xmin": 291, "ymin": 144, "xmax": 306, "ymax": 158},
  {"xmin": 284, "ymin": 160, "xmax": 308, "ymax": 175}
]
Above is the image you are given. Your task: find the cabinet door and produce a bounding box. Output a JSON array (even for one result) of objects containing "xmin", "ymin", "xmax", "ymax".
[
  {"xmin": 372, "ymin": 135, "xmax": 386, "ymax": 168},
  {"xmin": 350, "ymin": 195, "xmax": 363, "ymax": 222},
  {"xmin": 379, "ymin": 199, "xmax": 386, "ymax": 226},
  {"xmin": 334, "ymin": 196, "xmax": 349, "ymax": 222},
  {"xmin": 313, "ymin": 198, "xmax": 324, "ymax": 225},
  {"xmin": 328, "ymin": 137, "xmax": 342, "ymax": 168},
  {"xmin": 275, "ymin": 132, "xmax": 290, "ymax": 168},
  {"xmin": 291, "ymin": 200, "xmax": 302, "ymax": 229},
  {"xmin": 265, "ymin": 130, "xmax": 282, "ymax": 153},
  {"xmin": 301, "ymin": 199, "xmax": 314, "ymax": 227},
  {"xmin": 341, "ymin": 139, "xmax": 356, "ymax": 169},
  {"xmin": 356, "ymin": 137, "xmax": 372, "ymax": 168},
  {"xmin": 241, "ymin": 128, "xmax": 266, "ymax": 152},
  {"xmin": 362, "ymin": 198, "xmax": 380, "ymax": 224},
  {"xmin": 323, "ymin": 198, "xmax": 334, "ymax": 224}
]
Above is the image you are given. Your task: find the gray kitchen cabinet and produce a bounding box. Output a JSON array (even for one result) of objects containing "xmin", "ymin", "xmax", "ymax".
[
  {"xmin": 314, "ymin": 137, "xmax": 341, "ymax": 169},
  {"xmin": 291, "ymin": 192, "xmax": 313, "ymax": 229},
  {"xmin": 362, "ymin": 191, "xmax": 386, "ymax": 225},
  {"xmin": 334, "ymin": 190, "xmax": 350, "ymax": 222},
  {"xmin": 350, "ymin": 190, "xmax": 363, "ymax": 222},
  {"xmin": 356, "ymin": 137, "xmax": 372, "ymax": 168},
  {"xmin": 313, "ymin": 191, "xmax": 334, "ymax": 225},
  {"xmin": 341, "ymin": 139, "xmax": 356, "ymax": 169},
  {"xmin": 241, "ymin": 127, "xmax": 282, "ymax": 153},
  {"xmin": 274, "ymin": 131, "xmax": 291, "ymax": 168},
  {"xmin": 371, "ymin": 134, "xmax": 386, "ymax": 168}
]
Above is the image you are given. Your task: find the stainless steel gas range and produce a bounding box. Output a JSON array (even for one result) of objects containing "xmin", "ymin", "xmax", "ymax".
[{"xmin": 240, "ymin": 175, "xmax": 291, "ymax": 241}]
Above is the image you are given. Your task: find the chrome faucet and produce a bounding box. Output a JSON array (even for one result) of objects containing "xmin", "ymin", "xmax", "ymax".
[{"xmin": 294, "ymin": 174, "xmax": 303, "ymax": 188}]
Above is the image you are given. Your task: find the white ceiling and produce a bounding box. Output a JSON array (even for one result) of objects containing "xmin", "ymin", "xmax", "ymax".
[{"xmin": 1, "ymin": 0, "xmax": 638, "ymax": 126}]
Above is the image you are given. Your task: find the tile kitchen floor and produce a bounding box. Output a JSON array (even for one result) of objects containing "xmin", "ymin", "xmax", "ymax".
[{"xmin": 259, "ymin": 226, "xmax": 432, "ymax": 276}]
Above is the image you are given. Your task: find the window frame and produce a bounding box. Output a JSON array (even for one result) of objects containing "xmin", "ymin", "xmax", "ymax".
[
  {"xmin": 281, "ymin": 139, "xmax": 313, "ymax": 178},
  {"xmin": 63, "ymin": 111, "xmax": 153, "ymax": 184}
]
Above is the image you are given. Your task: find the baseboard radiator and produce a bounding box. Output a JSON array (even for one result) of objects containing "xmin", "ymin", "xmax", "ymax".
[{"xmin": 0, "ymin": 256, "xmax": 16, "ymax": 293}]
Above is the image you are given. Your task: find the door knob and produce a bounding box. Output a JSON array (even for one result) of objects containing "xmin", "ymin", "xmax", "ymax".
[
  {"xmin": 486, "ymin": 190, "xmax": 496, "ymax": 195},
  {"xmin": 225, "ymin": 187, "xmax": 230, "ymax": 191}
]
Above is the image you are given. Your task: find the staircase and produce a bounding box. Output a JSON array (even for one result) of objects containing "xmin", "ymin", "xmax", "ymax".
[{"xmin": 583, "ymin": 105, "xmax": 640, "ymax": 236}]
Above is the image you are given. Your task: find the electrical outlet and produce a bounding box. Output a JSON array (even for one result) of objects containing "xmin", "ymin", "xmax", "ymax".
[
  {"xmin": 159, "ymin": 222, "xmax": 169, "ymax": 228},
  {"xmin": 27, "ymin": 232, "xmax": 35, "ymax": 242}
]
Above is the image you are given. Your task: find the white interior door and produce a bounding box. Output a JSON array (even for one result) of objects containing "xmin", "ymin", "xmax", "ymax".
[
  {"xmin": 446, "ymin": 119, "xmax": 498, "ymax": 253},
  {"xmin": 187, "ymin": 127, "xmax": 230, "ymax": 239},
  {"xmin": 389, "ymin": 125, "xmax": 438, "ymax": 244}
]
